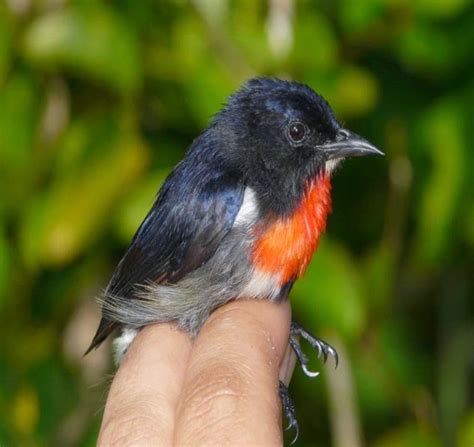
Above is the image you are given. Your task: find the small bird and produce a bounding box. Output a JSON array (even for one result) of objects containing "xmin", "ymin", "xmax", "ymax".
[{"xmin": 86, "ymin": 77, "xmax": 383, "ymax": 439}]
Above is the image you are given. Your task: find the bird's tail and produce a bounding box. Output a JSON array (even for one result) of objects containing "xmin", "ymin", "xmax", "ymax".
[{"xmin": 83, "ymin": 318, "xmax": 118, "ymax": 356}]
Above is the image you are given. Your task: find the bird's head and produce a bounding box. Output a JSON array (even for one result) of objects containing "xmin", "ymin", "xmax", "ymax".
[{"xmin": 212, "ymin": 77, "xmax": 383, "ymax": 214}]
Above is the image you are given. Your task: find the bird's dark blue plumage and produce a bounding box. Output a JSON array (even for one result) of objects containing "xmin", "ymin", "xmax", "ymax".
[{"xmin": 87, "ymin": 130, "xmax": 245, "ymax": 351}]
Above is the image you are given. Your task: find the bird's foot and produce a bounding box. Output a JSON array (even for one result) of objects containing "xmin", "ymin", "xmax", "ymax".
[
  {"xmin": 279, "ymin": 381, "xmax": 299, "ymax": 445},
  {"xmin": 289, "ymin": 321, "xmax": 338, "ymax": 378}
]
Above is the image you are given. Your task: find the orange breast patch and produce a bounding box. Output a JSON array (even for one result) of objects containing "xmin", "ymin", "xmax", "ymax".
[{"xmin": 252, "ymin": 175, "xmax": 332, "ymax": 285}]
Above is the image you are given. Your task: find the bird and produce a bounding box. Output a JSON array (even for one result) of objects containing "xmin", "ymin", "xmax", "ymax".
[{"xmin": 86, "ymin": 77, "xmax": 383, "ymax": 439}]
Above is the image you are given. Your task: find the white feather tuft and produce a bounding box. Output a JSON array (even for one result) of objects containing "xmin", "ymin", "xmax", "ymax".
[
  {"xmin": 113, "ymin": 327, "xmax": 139, "ymax": 365},
  {"xmin": 234, "ymin": 187, "xmax": 258, "ymax": 227}
]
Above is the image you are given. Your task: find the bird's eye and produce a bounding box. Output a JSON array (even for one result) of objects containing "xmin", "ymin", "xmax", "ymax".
[{"xmin": 287, "ymin": 121, "xmax": 307, "ymax": 144}]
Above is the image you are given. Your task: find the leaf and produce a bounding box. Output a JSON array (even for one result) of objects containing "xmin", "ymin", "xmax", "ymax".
[
  {"xmin": 0, "ymin": 223, "xmax": 10, "ymax": 308},
  {"xmin": 413, "ymin": 0, "xmax": 471, "ymax": 19},
  {"xmin": 339, "ymin": 0, "xmax": 389, "ymax": 33},
  {"xmin": 20, "ymin": 120, "xmax": 149, "ymax": 268},
  {"xmin": 374, "ymin": 424, "xmax": 442, "ymax": 447},
  {"xmin": 396, "ymin": 20, "xmax": 473, "ymax": 77},
  {"xmin": 0, "ymin": 3, "xmax": 12, "ymax": 86},
  {"xmin": 0, "ymin": 73, "xmax": 41, "ymax": 211},
  {"xmin": 291, "ymin": 10, "xmax": 337, "ymax": 74},
  {"xmin": 12, "ymin": 387, "xmax": 39, "ymax": 435},
  {"xmin": 22, "ymin": 7, "xmax": 141, "ymax": 93},
  {"xmin": 185, "ymin": 68, "xmax": 236, "ymax": 127},
  {"xmin": 292, "ymin": 238, "xmax": 366, "ymax": 339},
  {"xmin": 412, "ymin": 98, "xmax": 466, "ymax": 265},
  {"xmin": 114, "ymin": 170, "xmax": 168, "ymax": 243},
  {"xmin": 361, "ymin": 243, "xmax": 396, "ymax": 311},
  {"xmin": 458, "ymin": 411, "xmax": 474, "ymax": 447},
  {"xmin": 330, "ymin": 65, "xmax": 379, "ymax": 118}
]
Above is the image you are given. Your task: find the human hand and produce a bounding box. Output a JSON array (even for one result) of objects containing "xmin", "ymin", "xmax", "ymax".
[{"xmin": 98, "ymin": 299, "xmax": 295, "ymax": 445}]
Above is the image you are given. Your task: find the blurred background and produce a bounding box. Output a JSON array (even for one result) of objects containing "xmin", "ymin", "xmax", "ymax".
[{"xmin": 1, "ymin": 0, "xmax": 473, "ymax": 445}]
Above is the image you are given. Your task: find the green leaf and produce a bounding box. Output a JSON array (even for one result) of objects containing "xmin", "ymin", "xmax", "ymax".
[
  {"xmin": 20, "ymin": 120, "xmax": 148, "ymax": 268},
  {"xmin": 292, "ymin": 238, "xmax": 366, "ymax": 339},
  {"xmin": 396, "ymin": 20, "xmax": 473, "ymax": 77},
  {"xmin": 114, "ymin": 170, "xmax": 167, "ymax": 243},
  {"xmin": 185, "ymin": 68, "xmax": 236, "ymax": 127},
  {"xmin": 22, "ymin": 7, "xmax": 141, "ymax": 93},
  {"xmin": 458, "ymin": 411, "xmax": 474, "ymax": 447},
  {"xmin": 0, "ymin": 223, "xmax": 11, "ymax": 307},
  {"xmin": 361, "ymin": 243, "xmax": 396, "ymax": 312},
  {"xmin": 291, "ymin": 10, "xmax": 337, "ymax": 74},
  {"xmin": 329, "ymin": 65, "xmax": 379, "ymax": 118},
  {"xmin": 413, "ymin": 0, "xmax": 471, "ymax": 19},
  {"xmin": 0, "ymin": 72, "xmax": 41, "ymax": 211},
  {"xmin": 339, "ymin": 0, "xmax": 388, "ymax": 33},
  {"xmin": 0, "ymin": 4, "xmax": 12, "ymax": 87},
  {"xmin": 374, "ymin": 424, "xmax": 442, "ymax": 447},
  {"xmin": 412, "ymin": 98, "xmax": 466, "ymax": 265}
]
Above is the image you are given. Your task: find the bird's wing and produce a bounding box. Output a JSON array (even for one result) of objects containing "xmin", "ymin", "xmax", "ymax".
[
  {"xmin": 86, "ymin": 159, "xmax": 245, "ymax": 353},
  {"xmin": 108, "ymin": 169, "xmax": 244, "ymax": 296}
]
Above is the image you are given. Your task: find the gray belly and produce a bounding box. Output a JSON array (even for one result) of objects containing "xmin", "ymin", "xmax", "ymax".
[
  {"xmin": 103, "ymin": 187, "xmax": 287, "ymax": 362},
  {"xmin": 101, "ymin": 227, "xmax": 262, "ymax": 337}
]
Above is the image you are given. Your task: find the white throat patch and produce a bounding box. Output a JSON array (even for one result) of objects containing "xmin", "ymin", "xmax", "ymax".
[{"xmin": 325, "ymin": 158, "xmax": 343, "ymax": 175}]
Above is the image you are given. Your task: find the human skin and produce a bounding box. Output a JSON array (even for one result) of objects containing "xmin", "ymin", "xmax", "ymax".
[{"xmin": 98, "ymin": 299, "xmax": 296, "ymax": 446}]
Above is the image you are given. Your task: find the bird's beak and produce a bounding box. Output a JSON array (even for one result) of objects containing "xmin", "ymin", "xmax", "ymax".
[{"xmin": 320, "ymin": 128, "xmax": 384, "ymax": 160}]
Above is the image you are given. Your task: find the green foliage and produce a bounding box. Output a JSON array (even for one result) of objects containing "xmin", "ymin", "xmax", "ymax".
[
  {"xmin": 23, "ymin": 6, "xmax": 141, "ymax": 93},
  {"xmin": 1, "ymin": 0, "xmax": 472, "ymax": 445}
]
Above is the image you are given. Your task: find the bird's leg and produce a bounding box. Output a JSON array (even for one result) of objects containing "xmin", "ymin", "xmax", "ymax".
[
  {"xmin": 279, "ymin": 381, "xmax": 299, "ymax": 445},
  {"xmin": 289, "ymin": 321, "xmax": 338, "ymax": 378},
  {"xmin": 279, "ymin": 324, "xmax": 337, "ymax": 442}
]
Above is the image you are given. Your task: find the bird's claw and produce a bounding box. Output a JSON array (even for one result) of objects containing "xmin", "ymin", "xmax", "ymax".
[
  {"xmin": 279, "ymin": 381, "xmax": 299, "ymax": 445},
  {"xmin": 279, "ymin": 324, "xmax": 338, "ymax": 442},
  {"xmin": 289, "ymin": 321, "xmax": 339, "ymax": 377},
  {"xmin": 301, "ymin": 362, "xmax": 320, "ymax": 378},
  {"xmin": 288, "ymin": 335, "xmax": 320, "ymax": 378}
]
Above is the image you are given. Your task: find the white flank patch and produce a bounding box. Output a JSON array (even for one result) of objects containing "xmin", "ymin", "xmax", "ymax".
[
  {"xmin": 238, "ymin": 268, "xmax": 282, "ymax": 300},
  {"xmin": 113, "ymin": 327, "xmax": 139, "ymax": 365},
  {"xmin": 234, "ymin": 187, "xmax": 258, "ymax": 227}
]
